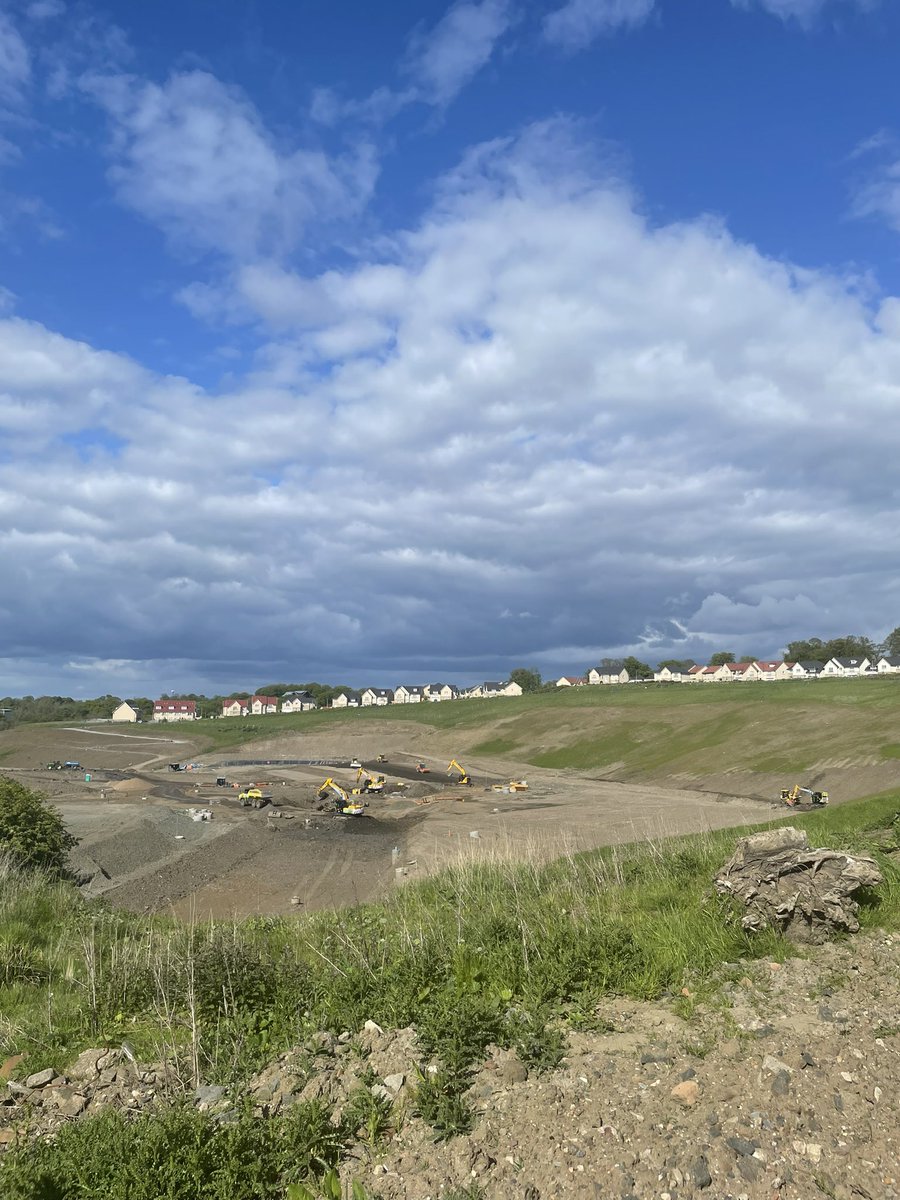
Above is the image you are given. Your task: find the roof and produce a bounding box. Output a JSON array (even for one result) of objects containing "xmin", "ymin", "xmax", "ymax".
[
  {"xmin": 797, "ymin": 660, "xmax": 824, "ymax": 670},
  {"xmin": 594, "ymin": 661, "xmax": 625, "ymax": 673},
  {"xmin": 830, "ymin": 657, "xmax": 867, "ymax": 667},
  {"xmin": 223, "ymin": 697, "xmax": 248, "ymax": 706},
  {"xmin": 558, "ymin": 675, "xmax": 585, "ymax": 683},
  {"xmin": 154, "ymin": 699, "xmax": 196, "ymax": 711},
  {"xmin": 253, "ymin": 695, "xmax": 279, "ymax": 705},
  {"xmin": 363, "ymin": 687, "xmax": 394, "ymax": 697},
  {"xmin": 397, "ymin": 684, "xmax": 426, "ymax": 694},
  {"xmin": 754, "ymin": 661, "xmax": 782, "ymax": 671},
  {"xmin": 722, "ymin": 662, "xmax": 752, "ymax": 673},
  {"xmin": 879, "ymin": 655, "xmax": 900, "ymax": 666},
  {"xmin": 283, "ymin": 690, "xmax": 314, "ymax": 700}
]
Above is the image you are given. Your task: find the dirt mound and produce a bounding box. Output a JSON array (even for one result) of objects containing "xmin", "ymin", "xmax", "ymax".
[{"xmin": 78, "ymin": 816, "xmax": 182, "ymax": 880}]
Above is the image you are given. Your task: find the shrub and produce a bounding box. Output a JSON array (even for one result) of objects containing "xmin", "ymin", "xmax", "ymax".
[{"xmin": 0, "ymin": 778, "xmax": 77, "ymax": 875}]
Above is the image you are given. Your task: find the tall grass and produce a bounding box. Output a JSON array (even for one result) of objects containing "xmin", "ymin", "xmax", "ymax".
[{"xmin": 2, "ymin": 792, "xmax": 899, "ymax": 1094}]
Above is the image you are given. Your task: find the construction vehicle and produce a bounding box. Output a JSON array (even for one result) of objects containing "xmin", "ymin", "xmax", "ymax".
[
  {"xmin": 317, "ymin": 778, "xmax": 366, "ymax": 817},
  {"xmin": 492, "ymin": 779, "xmax": 529, "ymax": 793},
  {"xmin": 415, "ymin": 763, "xmax": 430, "ymax": 774},
  {"xmin": 239, "ymin": 787, "xmax": 270, "ymax": 809},
  {"xmin": 354, "ymin": 767, "xmax": 385, "ymax": 794},
  {"xmin": 376, "ymin": 754, "xmax": 387, "ymax": 764},
  {"xmin": 780, "ymin": 785, "xmax": 829, "ymax": 807},
  {"xmin": 350, "ymin": 758, "xmax": 362, "ymax": 769},
  {"xmin": 46, "ymin": 761, "xmax": 63, "ymax": 770},
  {"xmin": 448, "ymin": 759, "xmax": 472, "ymax": 786}
]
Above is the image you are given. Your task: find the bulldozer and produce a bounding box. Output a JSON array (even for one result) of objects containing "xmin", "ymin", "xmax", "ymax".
[
  {"xmin": 448, "ymin": 759, "xmax": 472, "ymax": 786},
  {"xmin": 780, "ymin": 784, "xmax": 828, "ymax": 807},
  {"xmin": 317, "ymin": 778, "xmax": 366, "ymax": 817}
]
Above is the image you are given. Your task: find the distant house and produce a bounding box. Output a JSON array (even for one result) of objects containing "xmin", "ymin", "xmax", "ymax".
[
  {"xmin": 394, "ymin": 685, "xmax": 427, "ymax": 704},
  {"xmin": 716, "ymin": 661, "xmax": 758, "ymax": 681},
  {"xmin": 281, "ymin": 690, "xmax": 317, "ymax": 713},
  {"xmin": 425, "ymin": 683, "xmax": 459, "ymax": 702},
  {"xmin": 791, "ymin": 660, "xmax": 824, "ymax": 679},
  {"xmin": 876, "ymin": 655, "xmax": 900, "ymax": 674},
  {"xmin": 153, "ymin": 699, "xmax": 197, "ymax": 722},
  {"xmin": 222, "ymin": 697, "xmax": 249, "ymax": 718},
  {"xmin": 250, "ymin": 695, "xmax": 279, "ymax": 716},
  {"xmin": 467, "ymin": 680, "xmax": 523, "ymax": 698},
  {"xmin": 331, "ymin": 691, "xmax": 360, "ymax": 708},
  {"xmin": 588, "ymin": 663, "xmax": 629, "ymax": 685},
  {"xmin": 112, "ymin": 701, "xmax": 140, "ymax": 723},
  {"xmin": 556, "ymin": 675, "xmax": 586, "ymax": 687},
  {"xmin": 361, "ymin": 687, "xmax": 394, "ymax": 707},
  {"xmin": 822, "ymin": 657, "xmax": 871, "ymax": 678},
  {"xmin": 751, "ymin": 660, "xmax": 791, "ymax": 681}
]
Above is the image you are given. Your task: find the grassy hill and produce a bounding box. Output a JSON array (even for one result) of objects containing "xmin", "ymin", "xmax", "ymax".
[{"xmin": 147, "ymin": 677, "xmax": 900, "ymax": 780}]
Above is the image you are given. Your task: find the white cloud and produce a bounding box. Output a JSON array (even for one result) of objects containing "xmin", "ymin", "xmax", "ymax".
[
  {"xmin": 543, "ymin": 0, "xmax": 655, "ymax": 51},
  {"xmin": 405, "ymin": 0, "xmax": 513, "ymax": 105},
  {"xmin": 0, "ymin": 10, "xmax": 30, "ymax": 103},
  {"xmin": 83, "ymin": 70, "xmax": 378, "ymax": 260},
  {"xmin": 851, "ymin": 133, "xmax": 900, "ymax": 234},
  {"xmin": 26, "ymin": 1, "xmax": 66, "ymax": 20},
  {"xmin": 732, "ymin": 0, "xmax": 877, "ymax": 22},
  {"xmin": 5, "ymin": 118, "xmax": 900, "ymax": 691}
]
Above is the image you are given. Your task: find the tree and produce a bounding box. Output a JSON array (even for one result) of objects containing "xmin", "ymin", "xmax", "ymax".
[
  {"xmin": 881, "ymin": 627, "xmax": 900, "ymax": 658},
  {"xmin": 0, "ymin": 778, "xmax": 77, "ymax": 875},
  {"xmin": 510, "ymin": 668, "xmax": 542, "ymax": 693},
  {"xmin": 823, "ymin": 635, "xmax": 877, "ymax": 662},
  {"xmin": 709, "ymin": 651, "xmax": 736, "ymax": 666},
  {"xmin": 623, "ymin": 656, "xmax": 652, "ymax": 679},
  {"xmin": 785, "ymin": 637, "xmax": 826, "ymax": 663}
]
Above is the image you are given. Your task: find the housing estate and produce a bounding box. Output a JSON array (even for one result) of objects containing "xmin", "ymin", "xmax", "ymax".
[{"xmin": 152, "ymin": 699, "xmax": 197, "ymax": 722}]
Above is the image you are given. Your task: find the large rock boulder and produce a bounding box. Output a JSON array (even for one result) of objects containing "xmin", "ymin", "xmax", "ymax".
[{"xmin": 714, "ymin": 826, "xmax": 882, "ymax": 944}]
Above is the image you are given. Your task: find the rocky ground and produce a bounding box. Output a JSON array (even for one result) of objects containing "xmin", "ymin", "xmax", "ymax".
[{"xmin": 3, "ymin": 930, "xmax": 899, "ymax": 1199}]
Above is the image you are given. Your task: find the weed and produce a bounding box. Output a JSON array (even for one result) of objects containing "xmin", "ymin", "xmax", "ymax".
[{"xmin": 412, "ymin": 1066, "xmax": 476, "ymax": 1140}]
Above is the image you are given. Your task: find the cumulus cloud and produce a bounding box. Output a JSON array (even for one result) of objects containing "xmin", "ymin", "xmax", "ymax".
[
  {"xmin": 4, "ymin": 118, "xmax": 900, "ymax": 691},
  {"xmin": 83, "ymin": 70, "xmax": 378, "ymax": 260},
  {"xmin": 543, "ymin": 0, "xmax": 656, "ymax": 51}
]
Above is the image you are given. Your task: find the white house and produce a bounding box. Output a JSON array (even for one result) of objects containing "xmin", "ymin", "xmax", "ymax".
[
  {"xmin": 153, "ymin": 699, "xmax": 197, "ymax": 722},
  {"xmin": 250, "ymin": 695, "xmax": 279, "ymax": 715},
  {"xmin": 556, "ymin": 675, "xmax": 586, "ymax": 687},
  {"xmin": 281, "ymin": 690, "xmax": 317, "ymax": 713},
  {"xmin": 587, "ymin": 664, "xmax": 630, "ymax": 685},
  {"xmin": 716, "ymin": 662, "xmax": 758, "ymax": 681},
  {"xmin": 791, "ymin": 660, "xmax": 824, "ymax": 679},
  {"xmin": 222, "ymin": 697, "xmax": 249, "ymax": 718},
  {"xmin": 111, "ymin": 701, "xmax": 140, "ymax": 723},
  {"xmin": 876, "ymin": 655, "xmax": 900, "ymax": 674},
  {"xmin": 394, "ymin": 685, "xmax": 427, "ymax": 704},
  {"xmin": 467, "ymin": 680, "xmax": 524, "ymax": 698},
  {"xmin": 361, "ymin": 687, "xmax": 394, "ymax": 706},
  {"xmin": 331, "ymin": 691, "xmax": 360, "ymax": 708},
  {"xmin": 822, "ymin": 657, "xmax": 871, "ymax": 678},
  {"xmin": 425, "ymin": 683, "xmax": 459, "ymax": 702},
  {"xmin": 750, "ymin": 660, "xmax": 793, "ymax": 681}
]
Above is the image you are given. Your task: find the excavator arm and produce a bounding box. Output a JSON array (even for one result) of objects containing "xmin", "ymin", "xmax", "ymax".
[{"xmin": 448, "ymin": 759, "xmax": 472, "ymax": 785}]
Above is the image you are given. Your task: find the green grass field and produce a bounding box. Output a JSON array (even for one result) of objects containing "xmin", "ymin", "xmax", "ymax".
[{"xmin": 146, "ymin": 677, "xmax": 900, "ymax": 780}]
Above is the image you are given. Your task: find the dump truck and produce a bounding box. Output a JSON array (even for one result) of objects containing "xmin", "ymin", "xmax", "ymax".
[{"xmin": 238, "ymin": 787, "xmax": 271, "ymax": 809}]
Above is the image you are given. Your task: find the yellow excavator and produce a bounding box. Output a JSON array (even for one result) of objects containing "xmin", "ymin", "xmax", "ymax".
[
  {"xmin": 354, "ymin": 767, "xmax": 385, "ymax": 794},
  {"xmin": 317, "ymin": 778, "xmax": 366, "ymax": 816},
  {"xmin": 780, "ymin": 784, "xmax": 828, "ymax": 807},
  {"xmin": 448, "ymin": 759, "xmax": 472, "ymax": 786}
]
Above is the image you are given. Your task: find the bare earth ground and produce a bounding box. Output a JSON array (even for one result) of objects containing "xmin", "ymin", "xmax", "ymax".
[
  {"xmin": 338, "ymin": 931, "xmax": 900, "ymax": 1200},
  {"xmin": 0, "ymin": 720, "xmax": 811, "ymax": 920}
]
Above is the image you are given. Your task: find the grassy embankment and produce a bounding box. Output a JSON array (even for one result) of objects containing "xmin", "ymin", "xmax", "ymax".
[
  {"xmin": 148, "ymin": 676, "xmax": 900, "ymax": 781},
  {"xmin": 2, "ymin": 780, "xmax": 900, "ymax": 1197}
]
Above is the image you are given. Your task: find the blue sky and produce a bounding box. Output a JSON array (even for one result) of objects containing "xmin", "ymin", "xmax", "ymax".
[{"xmin": 2, "ymin": 0, "xmax": 900, "ymax": 698}]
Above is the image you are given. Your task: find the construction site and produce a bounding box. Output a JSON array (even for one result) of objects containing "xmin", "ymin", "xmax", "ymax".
[{"xmin": 0, "ymin": 718, "xmax": 785, "ymax": 920}]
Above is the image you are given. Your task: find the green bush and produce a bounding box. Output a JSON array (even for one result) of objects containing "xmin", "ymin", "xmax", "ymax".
[{"xmin": 0, "ymin": 778, "xmax": 77, "ymax": 875}]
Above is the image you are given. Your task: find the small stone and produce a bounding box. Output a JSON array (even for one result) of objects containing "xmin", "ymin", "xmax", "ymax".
[
  {"xmin": 762, "ymin": 1055, "xmax": 792, "ymax": 1075},
  {"xmin": 726, "ymin": 1136, "xmax": 758, "ymax": 1157},
  {"xmin": 640, "ymin": 1052, "xmax": 673, "ymax": 1065},
  {"xmin": 800, "ymin": 1051, "xmax": 816, "ymax": 1069},
  {"xmin": 670, "ymin": 1080, "xmax": 699, "ymax": 1107},
  {"xmin": 840, "ymin": 1071, "xmax": 853, "ymax": 1083},
  {"xmin": 195, "ymin": 1085, "xmax": 225, "ymax": 1106},
  {"xmin": 771, "ymin": 1070, "xmax": 791, "ymax": 1096},
  {"xmin": 68, "ymin": 1049, "xmax": 107, "ymax": 1081},
  {"xmin": 363, "ymin": 1020, "xmax": 384, "ymax": 1035},
  {"xmin": 383, "ymin": 1073, "xmax": 405, "ymax": 1093},
  {"xmin": 691, "ymin": 1157, "xmax": 713, "ymax": 1189},
  {"xmin": 833, "ymin": 1092, "xmax": 844, "ymax": 1112},
  {"xmin": 25, "ymin": 1068, "xmax": 56, "ymax": 1089}
]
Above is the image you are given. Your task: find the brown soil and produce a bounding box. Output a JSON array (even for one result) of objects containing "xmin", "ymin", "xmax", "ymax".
[{"xmin": 341, "ymin": 932, "xmax": 900, "ymax": 1200}]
